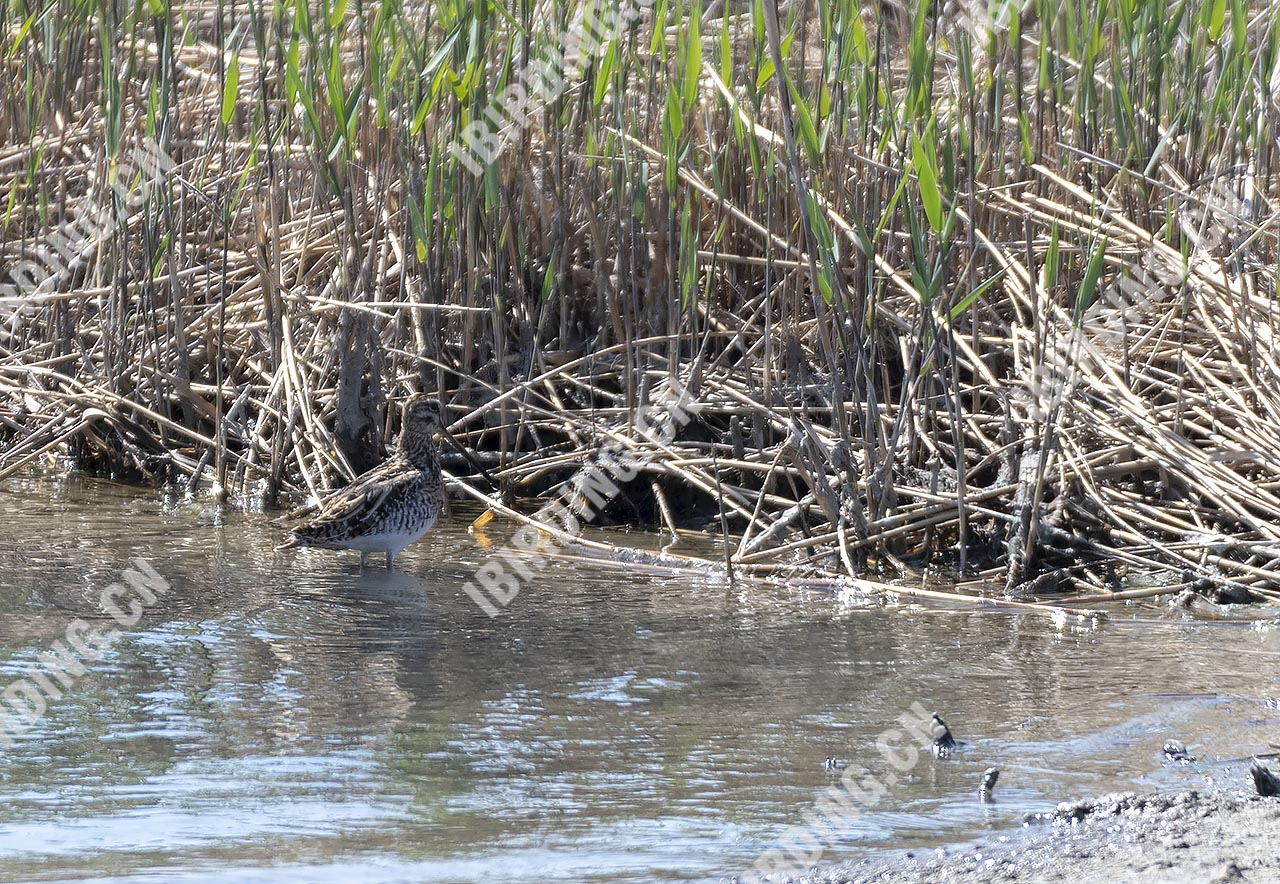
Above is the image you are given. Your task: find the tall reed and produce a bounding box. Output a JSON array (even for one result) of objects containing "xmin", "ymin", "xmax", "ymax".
[{"xmin": 2, "ymin": 0, "xmax": 1279, "ymax": 602}]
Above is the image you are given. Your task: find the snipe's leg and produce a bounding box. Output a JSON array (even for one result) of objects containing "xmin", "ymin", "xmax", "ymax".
[{"xmin": 386, "ymin": 550, "xmax": 395, "ymax": 571}]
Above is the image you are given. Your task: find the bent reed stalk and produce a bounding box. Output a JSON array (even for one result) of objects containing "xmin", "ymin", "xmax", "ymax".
[{"xmin": 2, "ymin": 0, "xmax": 1279, "ymax": 611}]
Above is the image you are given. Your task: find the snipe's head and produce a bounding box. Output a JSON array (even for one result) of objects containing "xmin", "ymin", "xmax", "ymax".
[
  {"xmin": 400, "ymin": 394, "xmax": 444, "ymax": 470},
  {"xmin": 401, "ymin": 393, "xmax": 443, "ymax": 436}
]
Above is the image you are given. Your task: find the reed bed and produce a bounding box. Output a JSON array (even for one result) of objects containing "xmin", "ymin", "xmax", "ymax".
[{"xmin": 2, "ymin": 0, "xmax": 1280, "ymax": 610}]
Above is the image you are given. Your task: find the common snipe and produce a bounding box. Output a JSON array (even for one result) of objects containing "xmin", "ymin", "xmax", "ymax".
[{"xmin": 276, "ymin": 394, "xmax": 445, "ymax": 570}]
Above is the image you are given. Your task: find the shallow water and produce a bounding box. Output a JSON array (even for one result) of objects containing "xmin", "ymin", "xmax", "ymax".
[{"xmin": 0, "ymin": 474, "xmax": 1277, "ymax": 883}]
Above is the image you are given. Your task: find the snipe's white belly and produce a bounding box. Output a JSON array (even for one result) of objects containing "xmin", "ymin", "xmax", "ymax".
[{"xmin": 322, "ymin": 518, "xmax": 437, "ymax": 554}]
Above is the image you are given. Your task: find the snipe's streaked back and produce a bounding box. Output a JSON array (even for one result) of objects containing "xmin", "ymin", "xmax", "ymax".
[{"xmin": 276, "ymin": 394, "xmax": 445, "ymax": 570}]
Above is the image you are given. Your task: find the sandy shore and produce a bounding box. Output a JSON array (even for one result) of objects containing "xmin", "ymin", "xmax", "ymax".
[{"xmin": 796, "ymin": 788, "xmax": 1280, "ymax": 884}]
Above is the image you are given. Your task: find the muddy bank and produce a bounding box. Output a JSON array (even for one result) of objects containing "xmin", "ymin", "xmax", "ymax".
[{"xmin": 801, "ymin": 785, "xmax": 1280, "ymax": 884}]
